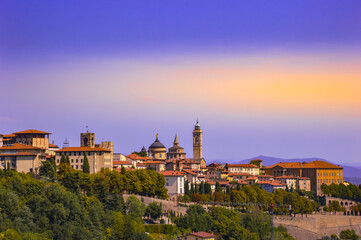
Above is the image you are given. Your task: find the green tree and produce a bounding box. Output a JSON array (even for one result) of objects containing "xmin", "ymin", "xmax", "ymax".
[
  {"xmin": 83, "ymin": 152, "xmax": 90, "ymax": 174},
  {"xmin": 144, "ymin": 202, "xmax": 162, "ymax": 220},
  {"xmin": 126, "ymin": 195, "xmax": 145, "ymax": 218},
  {"xmin": 215, "ymin": 181, "xmax": 222, "ymax": 193},
  {"xmin": 39, "ymin": 161, "xmax": 57, "ymax": 182}
]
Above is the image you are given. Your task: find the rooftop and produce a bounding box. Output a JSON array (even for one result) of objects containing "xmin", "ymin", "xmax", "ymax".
[
  {"xmin": 189, "ymin": 232, "xmax": 215, "ymax": 238},
  {"xmin": 0, "ymin": 143, "xmax": 43, "ymax": 150},
  {"xmin": 56, "ymin": 147, "xmax": 111, "ymax": 152},
  {"xmin": 13, "ymin": 129, "xmax": 51, "ymax": 135}
]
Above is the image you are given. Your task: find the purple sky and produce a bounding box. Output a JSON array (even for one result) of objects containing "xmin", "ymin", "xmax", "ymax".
[{"xmin": 1, "ymin": 0, "xmax": 361, "ymax": 165}]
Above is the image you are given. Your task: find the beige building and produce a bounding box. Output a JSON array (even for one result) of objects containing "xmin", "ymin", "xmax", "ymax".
[
  {"xmin": 145, "ymin": 160, "xmax": 165, "ymax": 172},
  {"xmin": 275, "ymin": 175, "xmax": 298, "ymax": 190},
  {"xmin": 148, "ymin": 134, "xmax": 167, "ymax": 160},
  {"xmin": 264, "ymin": 160, "xmax": 343, "ymax": 195},
  {"xmin": 167, "ymin": 135, "xmax": 186, "ymax": 159},
  {"xmin": 0, "ymin": 143, "xmax": 46, "ymax": 173},
  {"xmin": 55, "ymin": 147, "xmax": 111, "ymax": 173},
  {"xmin": 55, "ymin": 130, "xmax": 113, "ymax": 173},
  {"xmin": 226, "ymin": 163, "xmax": 260, "ymax": 175}
]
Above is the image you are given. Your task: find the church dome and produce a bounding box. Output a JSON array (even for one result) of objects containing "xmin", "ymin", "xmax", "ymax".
[{"xmin": 149, "ymin": 134, "xmax": 166, "ymax": 149}]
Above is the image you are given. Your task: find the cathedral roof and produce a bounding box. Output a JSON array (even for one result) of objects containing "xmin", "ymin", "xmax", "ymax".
[{"xmin": 149, "ymin": 134, "xmax": 166, "ymax": 149}]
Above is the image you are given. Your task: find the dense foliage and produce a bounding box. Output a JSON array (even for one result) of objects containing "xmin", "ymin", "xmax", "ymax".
[
  {"xmin": 173, "ymin": 204, "xmax": 294, "ymax": 240},
  {"xmin": 182, "ymin": 182, "xmax": 318, "ymax": 215},
  {"xmin": 0, "ymin": 165, "xmax": 167, "ymax": 240},
  {"xmin": 321, "ymin": 183, "xmax": 361, "ymax": 202}
]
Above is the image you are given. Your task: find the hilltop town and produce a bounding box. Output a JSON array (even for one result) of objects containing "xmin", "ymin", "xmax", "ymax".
[
  {"xmin": 0, "ymin": 121, "xmax": 346, "ymax": 197},
  {"xmin": 1, "ymin": 122, "xmax": 361, "ymax": 240}
]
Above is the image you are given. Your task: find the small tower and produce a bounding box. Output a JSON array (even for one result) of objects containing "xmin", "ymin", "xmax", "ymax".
[
  {"xmin": 81, "ymin": 128, "xmax": 95, "ymax": 148},
  {"xmin": 167, "ymin": 134, "xmax": 186, "ymax": 160},
  {"xmin": 63, "ymin": 138, "xmax": 70, "ymax": 148},
  {"xmin": 193, "ymin": 119, "xmax": 202, "ymax": 159}
]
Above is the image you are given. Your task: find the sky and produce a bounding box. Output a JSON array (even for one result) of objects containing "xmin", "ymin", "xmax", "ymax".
[{"xmin": 1, "ymin": 0, "xmax": 361, "ymax": 165}]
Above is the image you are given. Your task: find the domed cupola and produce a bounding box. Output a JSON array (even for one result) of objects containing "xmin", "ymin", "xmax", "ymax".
[{"xmin": 148, "ymin": 134, "xmax": 167, "ymax": 160}]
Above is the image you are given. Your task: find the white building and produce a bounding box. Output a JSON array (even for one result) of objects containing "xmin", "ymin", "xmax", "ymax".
[{"xmin": 160, "ymin": 171, "xmax": 185, "ymax": 195}]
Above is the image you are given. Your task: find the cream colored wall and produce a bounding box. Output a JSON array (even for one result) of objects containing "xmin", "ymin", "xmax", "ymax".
[{"xmin": 55, "ymin": 151, "xmax": 112, "ymax": 173}]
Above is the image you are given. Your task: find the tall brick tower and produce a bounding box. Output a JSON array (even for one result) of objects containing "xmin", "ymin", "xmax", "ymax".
[{"xmin": 192, "ymin": 119, "xmax": 202, "ymax": 160}]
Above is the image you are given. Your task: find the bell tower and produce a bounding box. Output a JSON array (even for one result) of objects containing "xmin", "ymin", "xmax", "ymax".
[
  {"xmin": 81, "ymin": 127, "xmax": 95, "ymax": 148},
  {"xmin": 192, "ymin": 119, "xmax": 202, "ymax": 159}
]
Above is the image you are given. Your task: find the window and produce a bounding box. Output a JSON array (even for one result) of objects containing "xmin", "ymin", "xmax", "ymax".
[
  {"xmin": 81, "ymin": 165, "xmax": 83, "ymax": 169},
  {"xmin": 57, "ymin": 160, "xmax": 59, "ymax": 163},
  {"xmin": 159, "ymin": 154, "xmax": 162, "ymax": 158},
  {"xmin": 71, "ymin": 165, "xmax": 74, "ymax": 168},
  {"xmin": 76, "ymin": 159, "xmax": 78, "ymax": 163},
  {"xmin": 81, "ymin": 159, "xmax": 83, "ymax": 163},
  {"xmin": 76, "ymin": 165, "xmax": 78, "ymax": 169},
  {"xmin": 71, "ymin": 159, "xmax": 74, "ymax": 163}
]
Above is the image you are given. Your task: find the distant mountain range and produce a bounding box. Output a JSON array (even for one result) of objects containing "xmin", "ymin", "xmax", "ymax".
[{"xmin": 209, "ymin": 155, "xmax": 361, "ymax": 185}]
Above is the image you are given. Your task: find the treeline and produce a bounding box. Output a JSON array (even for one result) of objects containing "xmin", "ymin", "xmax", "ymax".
[
  {"xmin": 0, "ymin": 162, "xmax": 168, "ymax": 240},
  {"xmin": 180, "ymin": 181, "xmax": 319, "ymax": 215},
  {"xmin": 321, "ymin": 183, "xmax": 361, "ymax": 202},
  {"xmin": 173, "ymin": 204, "xmax": 294, "ymax": 240}
]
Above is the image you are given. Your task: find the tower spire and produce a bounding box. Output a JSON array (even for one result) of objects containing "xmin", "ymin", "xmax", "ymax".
[{"xmin": 173, "ymin": 134, "xmax": 179, "ymax": 146}]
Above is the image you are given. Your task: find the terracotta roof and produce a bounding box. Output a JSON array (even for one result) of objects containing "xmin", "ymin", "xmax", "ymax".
[
  {"xmin": 264, "ymin": 160, "xmax": 342, "ymax": 169},
  {"xmin": 247, "ymin": 176, "xmax": 257, "ymax": 180},
  {"xmin": 257, "ymin": 175, "xmax": 274, "ymax": 178},
  {"xmin": 0, "ymin": 143, "xmax": 43, "ymax": 150},
  {"xmin": 227, "ymin": 164, "xmax": 258, "ymax": 168},
  {"xmin": 113, "ymin": 160, "xmax": 132, "ymax": 165},
  {"xmin": 258, "ymin": 180, "xmax": 286, "ymax": 186},
  {"xmin": 3, "ymin": 134, "xmax": 16, "ymax": 138},
  {"xmin": 160, "ymin": 171, "xmax": 184, "ymax": 177},
  {"xmin": 190, "ymin": 232, "xmax": 216, "ymax": 238},
  {"xmin": 0, "ymin": 152, "xmax": 37, "ymax": 156},
  {"xmin": 145, "ymin": 161, "xmax": 165, "ymax": 164},
  {"xmin": 56, "ymin": 147, "xmax": 110, "ymax": 152},
  {"xmin": 275, "ymin": 175, "xmax": 298, "ymax": 179},
  {"xmin": 137, "ymin": 163, "xmax": 146, "ymax": 166},
  {"xmin": 298, "ymin": 177, "xmax": 310, "ymax": 180},
  {"xmin": 126, "ymin": 153, "xmax": 152, "ymax": 160},
  {"xmin": 303, "ymin": 160, "xmax": 342, "ymax": 169},
  {"xmin": 229, "ymin": 172, "xmax": 252, "ymax": 176},
  {"xmin": 49, "ymin": 143, "xmax": 59, "ymax": 148},
  {"xmin": 182, "ymin": 169, "xmax": 197, "ymax": 175},
  {"xmin": 13, "ymin": 129, "xmax": 51, "ymax": 135},
  {"xmin": 263, "ymin": 162, "xmax": 302, "ymax": 169}
]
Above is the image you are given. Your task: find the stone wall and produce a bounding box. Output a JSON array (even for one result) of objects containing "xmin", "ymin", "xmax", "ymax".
[{"xmin": 274, "ymin": 215, "xmax": 361, "ymax": 240}]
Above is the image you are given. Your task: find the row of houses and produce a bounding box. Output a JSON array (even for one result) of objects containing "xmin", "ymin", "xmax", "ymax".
[{"xmin": 1, "ymin": 128, "xmax": 344, "ymax": 197}]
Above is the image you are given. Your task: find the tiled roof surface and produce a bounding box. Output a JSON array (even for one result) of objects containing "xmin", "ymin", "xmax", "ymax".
[
  {"xmin": 113, "ymin": 161, "xmax": 132, "ymax": 165},
  {"xmin": 56, "ymin": 147, "xmax": 110, "ymax": 152},
  {"xmin": 303, "ymin": 160, "xmax": 342, "ymax": 169},
  {"xmin": 227, "ymin": 164, "xmax": 258, "ymax": 168},
  {"xmin": 126, "ymin": 153, "xmax": 152, "ymax": 160},
  {"xmin": 264, "ymin": 160, "xmax": 342, "ymax": 169},
  {"xmin": 160, "ymin": 171, "xmax": 184, "ymax": 176},
  {"xmin": 0, "ymin": 143, "xmax": 43, "ymax": 150},
  {"xmin": 49, "ymin": 143, "xmax": 59, "ymax": 148},
  {"xmin": 190, "ymin": 232, "xmax": 216, "ymax": 238},
  {"xmin": 14, "ymin": 129, "xmax": 51, "ymax": 135}
]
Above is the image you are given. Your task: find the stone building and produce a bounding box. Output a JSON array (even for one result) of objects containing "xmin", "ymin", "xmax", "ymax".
[
  {"xmin": 167, "ymin": 135, "xmax": 186, "ymax": 159},
  {"xmin": 192, "ymin": 120, "xmax": 202, "ymax": 160},
  {"xmin": 264, "ymin": 160, "xmax": 343, "ymax": 195},
  {"xmin": 148, "ymin": 134, "xmax": 167, "ymax": 160},
  {"xmin": 55, "ymin": 130, "xmax": 113, "ymax": 173},
  {"xmin": 0, "ymin": 143, "xmax": 46, "ymax": 173}
]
